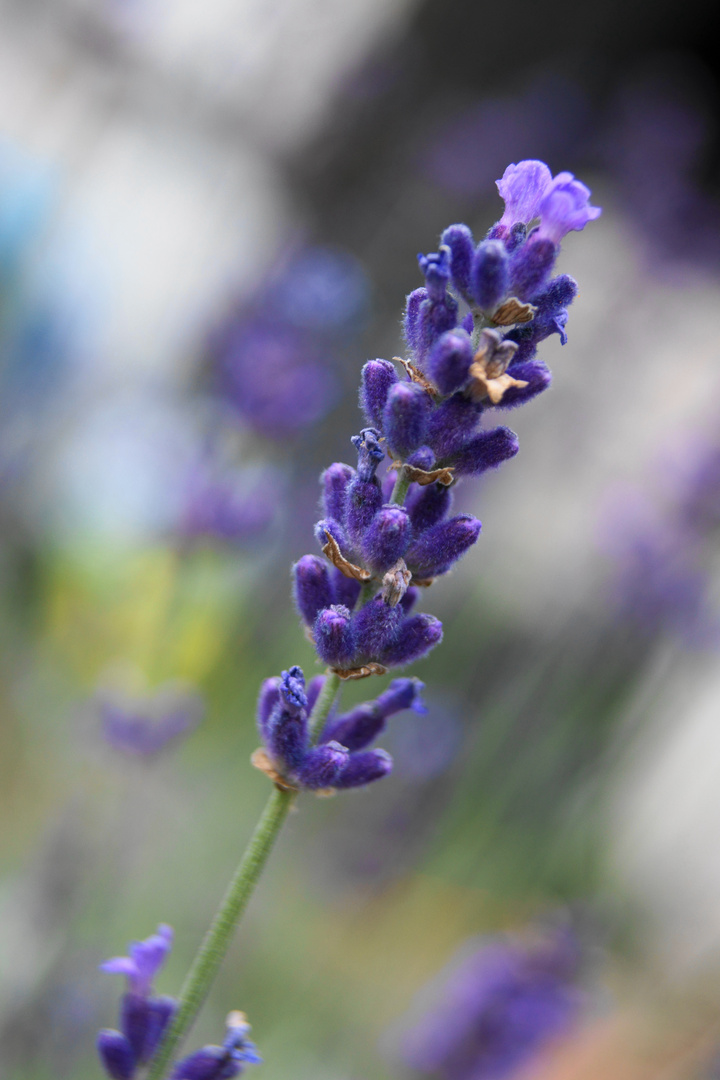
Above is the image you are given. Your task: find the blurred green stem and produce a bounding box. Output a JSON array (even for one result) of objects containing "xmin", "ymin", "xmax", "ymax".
[{"xmin": 146, "ymin": 676, "xmax": 342, "ymax": 1079}]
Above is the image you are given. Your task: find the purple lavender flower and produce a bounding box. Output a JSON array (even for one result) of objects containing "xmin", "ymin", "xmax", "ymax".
[
  {"xmin": 252, "ymin": 668, "xmax": 424, "ymax": 792},
  {"xmin": 496, "ymin": 160, "xmax": 553, "ymax": 230},
  {"xmin": 171, "ymin": 1011, "xmax": 262, "ymax": 1080},
  {"xmin": 98, "ymin": 925, "xmax": 177, "ymax": 1079},
  {"xmin": 179, "ymin": 462, "xmax": 280, "ymax": 546},
  {"xmin": 398, "ymin": 926, "xmax": 582, "ymax": 1080},
  {"xmin": 535, "ymin": 172, "xmax": 602, "ymax": 244},
  {"xmin": 99, "ymin": 685, "xmax": 204, "ymax": 757}
]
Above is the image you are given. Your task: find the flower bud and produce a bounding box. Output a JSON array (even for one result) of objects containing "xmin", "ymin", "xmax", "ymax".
[
  {"xmin": 352, "ymin": 594, "xmax": 401, "ymax": 658},
  {"xmin": 334, "ymin": 748, "xmax": 393, "ymax": 788},
  {"xmin": 407, "ymin": 482, "xmax": 452, "ymax": 535},
  {"xmin": 441, "ymin": 224, "xmax": 474, "ymax": 296},
  {"xmin": 471, "ymin": 240, "xmax": 509, "ymax": 310},
  {"xmin": 297, "ymin": 741, "xmax": 349, "ymax": 789},
  {"xmin": 313, "ymin": 605, "xmax": 356, "ymax": 667},
  {"xmin": 361, "ymin": 505, "xmax": 412, "ymax": 572},
  {"xmin": 382, "ymin": 613, "xmax": 443, "ymax": 666},
  {"xmin": 510, "ymin": 237, "xmax": 556, "ymax": 300},
  {"xmin": 97, "ymin": 1030, "xmax": 135, "ymax": 1080},
  {"xmin": 452, "ymin": 427, "xmax": 519, "ymax": 477},
  {"xmin": 293, "ymin": 555, "xmax": 333, "ymax": 627},
  {"xmin": 406, "ymin": 514, "xmax": 481, "ymax": 577},
  {"xmin": 426, "ymin": 330, "xmax": 474, "ymax": 396},
  {"xmin": 321, "ymin": 462, "xmax": 355, "ymax": 523},
  {"xmin": 360, "ymin": 360, "xmax": 399, "ymax": 427},
  {"xmin": 383, "ymin": 383, "xmax": 431, "ymax": 458}
]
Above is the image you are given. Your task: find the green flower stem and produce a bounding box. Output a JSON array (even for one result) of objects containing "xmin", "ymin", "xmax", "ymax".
[
  {"xmin": 390, "ymin": 469, "xmax": 411, "ymax": 505},
  {"xmin": 308, "ymin": 668, "xmax": 342, "ymax": 741},
  {"xmin": 146, "ymin": 675, "xmax": 343, "ymax": 1080},
  {"xmin": 145, "ymin": 786, "xmax": 295, "ymax": 1080}
]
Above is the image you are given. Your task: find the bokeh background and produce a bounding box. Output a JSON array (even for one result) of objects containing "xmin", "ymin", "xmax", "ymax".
[{"xmin": 3, "ymin": 0, "xmax": 720, "ymax": 1076}]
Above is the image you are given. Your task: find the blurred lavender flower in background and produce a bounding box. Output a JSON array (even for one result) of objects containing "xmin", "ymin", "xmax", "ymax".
[
  {"xmin": 171, "ymin": 1011, "xmax": 262, "ymax": 1080},
  {"xmin": 211, "ymin": 245, "xmax": 368, "ymax": 440},
  {"xmin": 606, "ymin": 431, "xmax": 720, "ymax": 646},
  {"xmin": 397, "ymin": 923, "xmax": 583, "ymax": 1080},
  {"xmin": 99, "ymin": 683, "xmax": 204, "ymax": 758},
  {"xmin": 178, "ymin": 460, "xmax": 282, "ymax": 547}
]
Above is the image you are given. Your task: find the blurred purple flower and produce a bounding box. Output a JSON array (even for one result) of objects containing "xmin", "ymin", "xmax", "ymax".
[
  {"xmin": 99, "ymin": 684, "xmax": 204, "ymax": 757},
  {"xmin": 212, "ymin": 245, "xmax": 367, "ymax": 439},
  {"xmin": 179, "ymin": 461, "xmax": 281, "ymax": 545},
  {"xmin": 605, "ymin": 432, "xmax": 720, "ymax": 646},
  {"xmin": 398, "ymin": 925, "xmax": 582, "ymax": 1080},
  {"xmin": 101, "ymin": 925, "xmax": 174, "ymax": 996}
]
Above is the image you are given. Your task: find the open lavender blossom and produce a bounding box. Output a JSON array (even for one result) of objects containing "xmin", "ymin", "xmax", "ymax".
[
  {"xmin": 99, "ymin": 684, "xmax": 204, "ymax": 757},
  {"xmin": 252, "ymin": 667, "xmax": 425, "ymax": 792},
  {"xmin": 399, "ymin": 925, "xmax": 583, "ymax": 1080},
  {"xmin": 98, "ymin": 925, "xmax": 177, "ymax": 1079},
  {"xmin": 171, "ymin": 1011, "xmax": 262, "ymax": 1080},
  {"xmin": 289, "ymin": 162, "xmax": 599, "ymax": 682}
]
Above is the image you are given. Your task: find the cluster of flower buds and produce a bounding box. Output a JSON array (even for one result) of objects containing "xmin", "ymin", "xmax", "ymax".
[
  {"xmin": 97, "ymin": 926, "xmax": 261, "ymax": 1080},
  {"xmin": 291, "ymin": 162, "xmax": 600, "ymax": 681},
  {"xmin": 252, "ymin": 667, "xmax": 425, "ymax": 792}
]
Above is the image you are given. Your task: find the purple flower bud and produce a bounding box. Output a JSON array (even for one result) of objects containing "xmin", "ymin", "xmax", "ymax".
[
  {"xmin": 426, "ymin": 330, "xmax": 474, "ymax": 396},
  {"xmin": 351, "ymin": 427, "xmax": 385, "ymax": 482},
  {"xmin": 314, "ymin": 516, "xmax": 349, "ymax": 555},
  {"xmin": 427, "ymin": 394, "xmax": 481, "ymax": 461},
  {"xmin": 536, "ymin": 172, "xmax": 601, "ymax": 244},
  {"xmin": 494, "ymin": 360, "xmax": 551, "ymax": 409},
  {"xmin": 416, "ymin": 294, "xmax": 459, "ymax": 364},
  {"xmin": 407, "ymin": 483, "xmax": 452, "ymax": 535},
  {"xmin": 510, "ymin": 237, "xmax": 557, "ymax": 300},
  {"xmin": 335, "ymin": 748, "xmax": 393, "ymax": 788},
  {"xmin": 345, "ymin": 479, "xmax": 383, "ymax": 547},
  {"xmin": 267, "ymin": 699, "xmax": 308, "ymax": 772},
  {"xmin": 321, "ymin": 462, "xmax": 355, "ymax": 523},
  {"xmin": 97, "ymin": 1029, "xmax": 135, "ymax": 1080},
  {"xmin": 292, "ymin": 555, "xmax": 333, "ymax": 627},
  {"xmin": 471, "ymin": 240, "xmax": 509, "ymax": 311},
  {"xmin": 256, "ymin": 677, "xmax": 280, "ymax": 740},
  {"xmin": 407, "ymin": 445, "xmax": 436, "ymax": 471},
  {"xmin": 323, "ymin": 702, "xmax": 385, "ymax": 752},
  {"xmin": 352, "ymin": 595, "xmax": 402, "ymax": 658},
  {"xmin": 361, "ymin": 505, "xmax": 412, "ymax": 572},
  {"xmin": 383, "ymin": 383, "xmax": 431, "ymax": 458},
  {"xmin": 122, "ymin": 993, "xmax": 176, "ymax": 1065},
  {"xmin": 418, "ymin": 246, "xmax": 451, "ymax": 302},
  {"xmin": 101, "ymin": 925, "xmax": 174, "ymax": 998},
  {"xmin": 441, "ymin": 224, "xmax": 475, "ymax": 296},
  {"xmin": 330, "ymin": 565, "xmax": 361, "ymax": 609},
  {"xmin": 452, "ymin": 427, "xmax": 519, "ymax": 477},
  {"xmin": 296, "ymin": 741, "xmax": 349, "ymax": 789},
  {"xmin": 404, "ymin": 287, "xmax": 428, "ymax": 351},
  {"xmin": 360, "ymin": 360, "xmax": 399, "ymax": 428},
  {"xmin": 381, "ymin": 613, "xmax": 443, "ymax": 666},
  {"xmin": 406, "ymin": 514, "xmax": 481, "ymax": 577},
  {"xmin": 496, "ymin": 160, "xmax": 553, "ymax": 228},
  {"xmin": 536, "ymin": 274, "xmax": 578, "ymax": 311},
  {"xmin": 375, "ymin": 677, "xmax": 426, "ymax": 716},
  {"xmin": 313, "ymin": 605, "xmax": 356, "ymax": 667}
]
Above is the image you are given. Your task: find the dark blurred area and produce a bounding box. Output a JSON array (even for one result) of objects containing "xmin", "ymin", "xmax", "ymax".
[{"xmin": 3, "ymin": 0, "xmax": 720, "ymax": 1077}]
